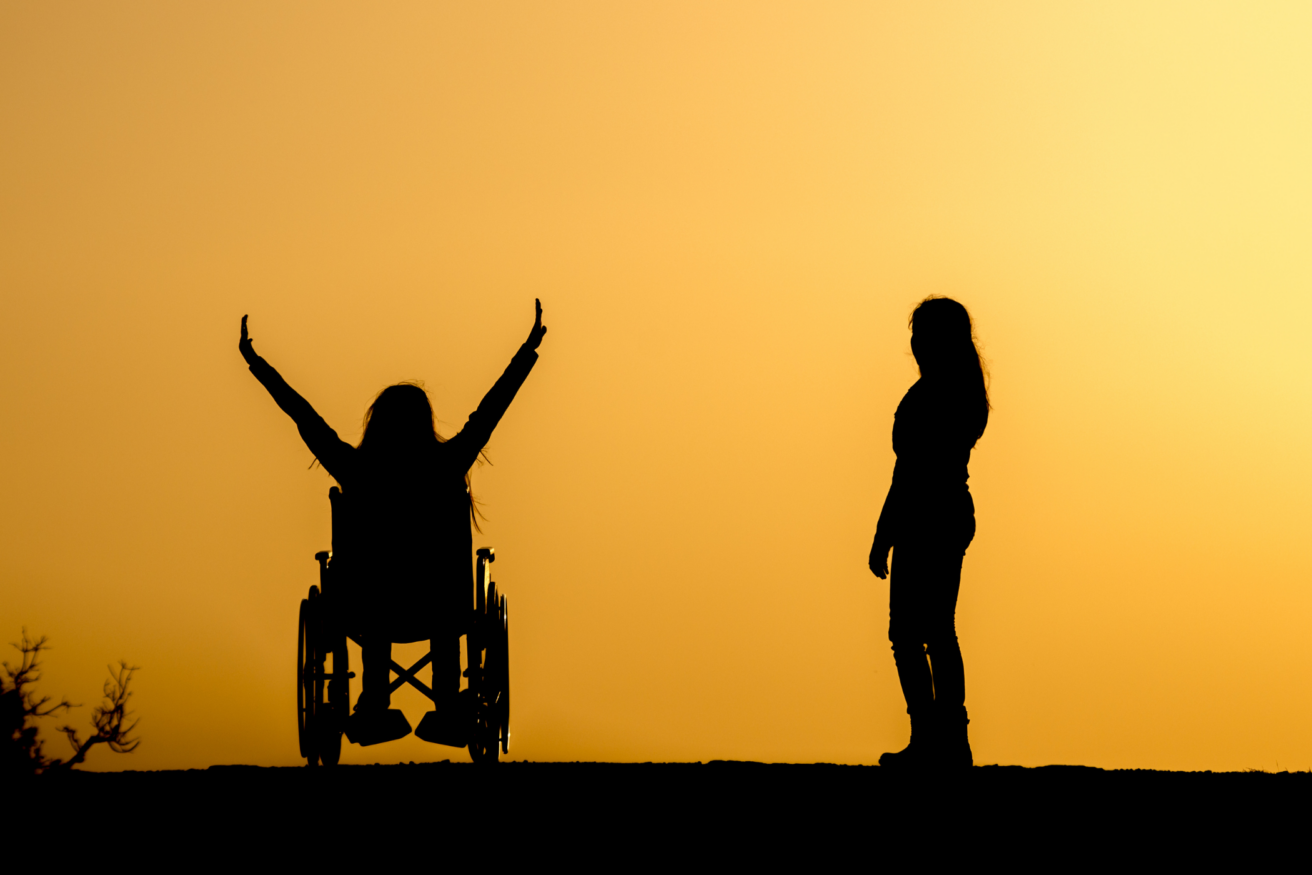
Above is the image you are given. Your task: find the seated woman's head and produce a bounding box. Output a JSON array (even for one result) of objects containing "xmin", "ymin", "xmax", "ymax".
[
  {"xmin": 359, "ymin": 382, "xmax": 439, "ymax": 454},
  {"xmin": 358, "ymin": 382, "xmax": 483, "ymax": 528}
]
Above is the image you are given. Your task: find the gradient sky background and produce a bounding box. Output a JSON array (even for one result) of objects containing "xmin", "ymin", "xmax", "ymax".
[{"xmin": 4, "ymin": 2, "xmax": 1312, "ymax": 771}]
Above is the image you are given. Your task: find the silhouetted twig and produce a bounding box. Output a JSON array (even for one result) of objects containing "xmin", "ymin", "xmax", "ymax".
[{"xmin": 54, "ymin": 661, "xmax": 141, "ymax": 769}]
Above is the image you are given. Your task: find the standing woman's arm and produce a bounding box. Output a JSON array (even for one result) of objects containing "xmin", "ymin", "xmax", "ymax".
[
  {"xmin": 240, "ymin": 316, "xmax": 355, "ymax": 480},
  {"xmin": 869, "ymin": 467, "xmax": 902, "ymax": 579},
  {"xmin": 446, "ymin": 300, "xmax": 547, "ymax": 471}
]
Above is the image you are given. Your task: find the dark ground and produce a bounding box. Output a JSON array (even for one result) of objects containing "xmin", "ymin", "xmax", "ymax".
[{"xmin": 31, "ymin": 761, "xmax": 1308, "ymax": 858}]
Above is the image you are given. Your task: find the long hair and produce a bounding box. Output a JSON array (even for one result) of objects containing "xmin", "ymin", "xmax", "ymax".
[
  {"xmin": 357, "ymin": 381, "xmax": 485, "ymax": 532},
  {"xmin": 909, "ymin": 296, "xmax": 990, "ymax": 445}
]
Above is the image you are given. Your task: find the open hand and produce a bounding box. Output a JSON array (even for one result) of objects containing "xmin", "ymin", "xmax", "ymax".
[
  {"xmin": 239, "ymin": 315, "xmax": 258, "ymax": 364},
  {"xmin": 869, "ymin": 538, "xmax": 890, "ymax": 579},
  {"xmin": 526, "ymin": 298, "xmax": 548, "ymax": 350}
]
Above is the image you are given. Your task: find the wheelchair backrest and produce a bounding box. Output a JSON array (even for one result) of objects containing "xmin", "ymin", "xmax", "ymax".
[
  {"xmin": 326, "ymin": 486, "xmax": 496, "ymax": 614},
  {"xmin": 327, "ymin": 486, "xmax": 357, "ymax": 563}
]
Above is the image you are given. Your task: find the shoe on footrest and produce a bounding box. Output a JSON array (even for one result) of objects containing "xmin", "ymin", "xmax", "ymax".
[
  {"xmin": 345, "ymin": 708, "xmax": 412, "ymax": 747},
  {"xmin": 415, "ymin": 700, "xmax": 470, "ymax": 748}
]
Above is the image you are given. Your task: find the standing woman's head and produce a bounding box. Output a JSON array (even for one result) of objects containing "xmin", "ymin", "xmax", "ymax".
[{"xmin": 909, "ymin": 296, "xmax": 990, "ymax": 443}]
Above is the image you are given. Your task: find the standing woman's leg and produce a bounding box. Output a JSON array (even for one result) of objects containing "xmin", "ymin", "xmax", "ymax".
[
  {"xmin": 923, "ymin": 514, "xmax": 975, "ymax": 767},
  {"xmin": 889, "ymin": 550, "xmax": 934, "ymax": 715},
  {"xmin": 884, "ymin": 535, "xmax": 973, "ymax": 768},
  {"xmin": 923, "ymin": 550, "xmax": 966, "ymax": 711},
  {"xmin": 881, "ymin": 544, "xmax": 935, "ymax": 766}
]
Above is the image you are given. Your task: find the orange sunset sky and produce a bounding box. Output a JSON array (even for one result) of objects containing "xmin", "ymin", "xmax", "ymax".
[{"xmin": 4, "ymin": 2, "xmax": 1312, "ymax": 771}]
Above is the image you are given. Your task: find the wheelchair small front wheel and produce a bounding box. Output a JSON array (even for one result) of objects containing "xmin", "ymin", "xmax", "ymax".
[{"xmin": 469, "ymin": 708, "xmax": 500, "ymax": 764}]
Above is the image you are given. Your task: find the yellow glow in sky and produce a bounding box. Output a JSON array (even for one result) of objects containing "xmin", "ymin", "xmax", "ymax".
[{"xmin": 3, "ymin": 2, "xmax": 1312, "ymax": 771}]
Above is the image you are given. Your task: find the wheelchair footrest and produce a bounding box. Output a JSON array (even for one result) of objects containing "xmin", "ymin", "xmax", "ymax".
[
  {"xmin": 345, "ymin": 708, "xmax": 412, "ymax": 747},
  {"xmin": 415, "ymin": 699, "xmax": 470, "ymax": 748}
]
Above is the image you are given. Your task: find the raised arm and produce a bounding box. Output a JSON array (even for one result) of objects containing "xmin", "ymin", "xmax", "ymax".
[
  {"xmin": 446, "ymin": 300, "xmax": 547, "ymax": 471},
  {"xmin": 240, "ymin": 315, "xmax": 355, "ymax": 480}
]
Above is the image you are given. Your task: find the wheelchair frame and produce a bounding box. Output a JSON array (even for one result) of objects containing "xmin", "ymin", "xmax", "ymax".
[{"xmin": 296, "ymin": 486, "xmax": 510, "ymax": 766}]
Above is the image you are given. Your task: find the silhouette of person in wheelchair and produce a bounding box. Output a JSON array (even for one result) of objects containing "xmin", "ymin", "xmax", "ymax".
[{"xmin": 240, "ymin": 302, "xmax": 545, "ymax": 756}]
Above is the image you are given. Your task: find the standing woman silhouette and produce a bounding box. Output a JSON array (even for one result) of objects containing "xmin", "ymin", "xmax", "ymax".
[
  {"xmin": 870, "ymin": 297, "xmax": 989, "ymax": 769},
  {"xmin": 240, "ymin": 301, "xmax": 546, "ymax": 746}
]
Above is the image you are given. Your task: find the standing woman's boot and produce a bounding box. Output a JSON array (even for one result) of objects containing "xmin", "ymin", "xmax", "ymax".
[
  {"xmin": 884, "ymin": 638, "xmax": 935, "ymax": 769},
  {"xmin": 879, "ymin": 706, "xmax": 933, "ymax": 769},
  {"xmin": 935, "ymin": 703, "xmax": 973, "ymax": 769}
]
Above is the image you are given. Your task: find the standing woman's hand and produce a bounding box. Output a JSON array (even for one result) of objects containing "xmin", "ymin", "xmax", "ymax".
[
  {"xmin": 526, "ymin": 299, "xmax": 548, "ymax": 350},
  {"xmin": 869, "ymin": 537, "xmax": 890, "ymax": 579},
  {"xmin": 239, "ymin": 315, "xmax": 259, "ymax": 365}
]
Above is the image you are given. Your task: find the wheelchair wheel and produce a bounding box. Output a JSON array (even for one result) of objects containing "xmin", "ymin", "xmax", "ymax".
[
  {"xmin": 469, "ymin": 720, "xmax": 498, "ymax": 763},
  {"xmin": 297, "ymin": 591, "xmax": 317, "ymax": 766},
  {"xmin": 301, "ymin": 585, "xmax": 342, "ymax": 766},
  {"xmin": 317, "ymin": 617, "xmax": 347, "ymax": 767},
  {"xmin": 469, "ymin": 583, "xmax": 508, "ymax": 763},
  {"xmin": 499, "ymin": 595, "xmax": 510, "ymax": 755}
]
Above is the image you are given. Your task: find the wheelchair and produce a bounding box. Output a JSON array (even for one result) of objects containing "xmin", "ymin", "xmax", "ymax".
[{"xmin": 296, "ymin": 486, "xmax": 510, "ymax": 766}]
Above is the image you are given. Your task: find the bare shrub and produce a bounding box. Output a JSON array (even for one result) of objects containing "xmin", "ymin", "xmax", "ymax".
[{"xmin": 1, "ymin": 630, "xmax": 140, "ymax": 774}]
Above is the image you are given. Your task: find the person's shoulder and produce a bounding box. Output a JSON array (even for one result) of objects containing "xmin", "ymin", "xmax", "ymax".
[
  {"xmin": 429, "ymin": 438, "xmax": 465, "ymax": 467},
  {"xmin": 895, "ymin": 379, "xmax": 926, "ymax": 413}
]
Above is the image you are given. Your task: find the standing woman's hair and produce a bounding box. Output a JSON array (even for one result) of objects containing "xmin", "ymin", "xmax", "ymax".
[
  {"xmin": 358, "ymin": 382, "xmax": 485, "ymax": 531},
  {"xmin": 909, "ymin": 296, "xmax": 990, "ymax": 445}
]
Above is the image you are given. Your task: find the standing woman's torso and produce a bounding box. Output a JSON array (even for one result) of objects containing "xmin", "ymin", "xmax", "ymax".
[{"xmin": 891, "ymin": 377, "xmax": 980, "ymax": 543}]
